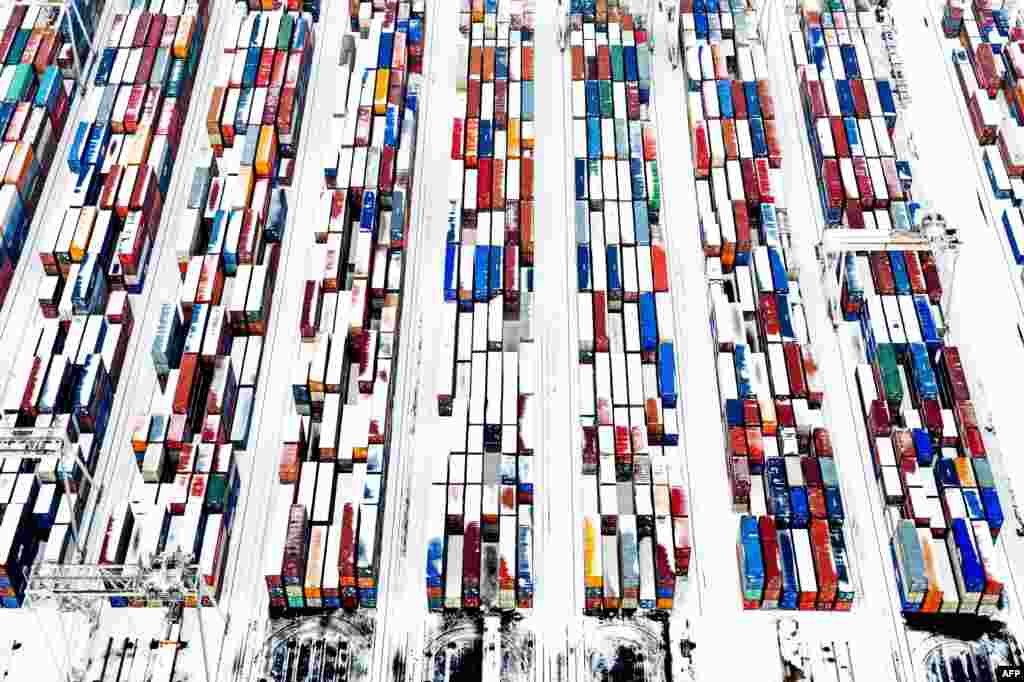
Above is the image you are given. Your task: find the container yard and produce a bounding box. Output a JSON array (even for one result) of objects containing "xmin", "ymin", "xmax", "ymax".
[
  {"xmin": 566, "ymin": 1, "xmax": 692, "ymax": 613},
  {"xmin": 4, "ymin": 0, "xmax": 1024, "ymax": 681},
  {"xmin": 0, "ymin": 0, "xmax": 106, "ymax": 314},
  {"xmin": 679, "ymin": 0, "xmax": 860, "ymax": 613},
  {"xmin": 432, "ymin": 0, "xmax": 537, "ymax": 614}
]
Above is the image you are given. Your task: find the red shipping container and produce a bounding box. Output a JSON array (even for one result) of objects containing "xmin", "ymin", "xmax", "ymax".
[
  {"xmin": 492, "ymin": 158, "xmax": 505, "ymax": 207},
  {"xmin": 759, "ymin": 516, "xmax": 783, "ymax": 600},
  {"xmin": 467, "ymin": 78, "xmax": 481, "ymax": 119},
  {"xmin": 593, "ymin": 291, "xmax": 609, "ymax": 352},
  {"xmin": 478, "ymin": 157, "xmax": 493, "ymax": 210},
  {"xmin": 830, "ymin": 117, "xmax": 849, "ymax": 157},
  {"xmin": 734, "ymin": 200, "xmax": 752, "ymax": 253},
  {"xmin": 651, "ymin": 243, "xmax": 668, "ymax": 291},
  {"xmin": 146, "ymin": 14, "xmax": 164, "ymax": 48},
  {"xmin": 732, "ymin": 80, "xmax": 748, "ymax": 119},
  {"xmin": 728, "ymin": 426, "xmax": 748, "ymax": 456},
  {"xmin": 174, "ymin": 354, "xmax": 198, "ymax": 415},
  {"xmin": 775, "ymin": 400, "xmax": 796, "ymax": 430},
  {"xmin": 812, "ymin": 427, "xmax": 834, "ymax": 457},
  {"xmin": 758, "ymin": 293, "xmax": 781, "ymax": 339},
  {"xmin": 783, "ymin": 342, "xmax": 808, "ymax": 398},
  {"xmin": 451, "ymin": 117, "xmax": 463, "ymax": 159},
  {"xmin": 757, "ymin": 80, "xmax": 775, "ymax": 120},
  {"xmin": 802, "ymin": 75, "xmax": 826, "ymax": 119},
  {"xmin": 849, "ymin": 78, "xmax": 869, "ymax": 118},
  {"xmin": 520, "ymin": 152, "xmax": 534, "ymax": 200}
]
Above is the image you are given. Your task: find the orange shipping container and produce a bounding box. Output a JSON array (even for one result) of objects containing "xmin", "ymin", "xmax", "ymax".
[
  {"xmin": 374, "ymin": 68, "xmax": 390, "ymax": 115},
  {"xmin": 571, "ymin": 46, "xmax": 585, "ymax": 81},
  {"xmin": 469, "ymin": 47, "xmax": 482, "ymax": 79},
  {"xmin": 520, "ymin": 152, "xmax": 534, "ymax": 200},
  {"xmin": 507, "ymin": 119, "xmax": 520, "ymax": 158},
  {"xmin": 722, "ymin": 119, "xmax": 738, "ymax": 160},
  {"xmin": 173, "ymin": 15, "xmax": 194, "ymax": 59},
  {"xmin": 465, "ymin": 118, "xmax": 479, "ymax": 169},
  {"xmin": 174, "ymin": 354, "xmax": 198, "ymax": 415},
  {"xmin": 256, "ymin": 125, "xmax": 277, "ymax": 178},
  {"xmin": 520, "ymin": 200, "xmax": 534, "ymax": 265},
  {"xmin": 483, "ymin": 46, "xmax": 495, "ymax": 81},
  {"xmin": 522, "ymin": 46, "xmax": 534, "ymax": 81}
]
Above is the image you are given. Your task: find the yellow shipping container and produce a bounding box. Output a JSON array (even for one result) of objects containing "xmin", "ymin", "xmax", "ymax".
[
  {"xmin": 472, "ymin": 0, "xmax": 484, "ymax": 22},
  {"xmin": 255, "ymin": 125, "xmax": 277, "ymax": 178},
  {"xmin": 583, "ymin": 517, "xmax": 603, "ymax": 589},
  {"xmin": 507, "ymin": 119, "xmax": 520, "ymax": 159},
  {"xmin": 174, "ymin": 15, "xmax": 194, "ymax": 60},
  {"xmin": 374, "ymin": 68, "xmax": 390, "ymax": 115},
  {"xmin": 237, "ymin": 167, "xmax": 255, "ymax": 208},
  {"xmin": 70, "ymin": 207, "xmax": 96, "ymax": 263},
  {"xmin": 122, "ymin": 126, "xmax": 153, "ymax": 167}
]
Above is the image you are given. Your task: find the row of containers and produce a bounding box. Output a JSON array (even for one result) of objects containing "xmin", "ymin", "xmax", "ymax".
[
  {"xmin": 0, "ymin": 0, "xmax": 215, "ymax": 609},
  {"xmin": 791, "ymin": 0, "xmax": 1008, "ymax": 615},
  {"xmin": 678, "ymin": 0, "xmax": 860, "ymax": 610},
  {"xmin": 941, "ymin": 2, "xmax": 1024, "ymax": 289},
  {"xmin": 432, "ymin": 0, "xmax": 537, "ymax": 613},
  {"xmin": 264, "ymin": 1, "xmax": 426, "ymax": 614},
  {"xmin": 566, "ymin": 1, "xmax": 692, "ymax": 613},
  {"xmin": 0, "ymin": 0, "xmax": 106, "ymax": 308},
  {"xmin": 113, "ymin": 6, "xmax": 318, "ymax": 609}
]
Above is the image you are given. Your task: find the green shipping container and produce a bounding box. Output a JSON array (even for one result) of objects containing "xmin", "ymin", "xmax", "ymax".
[
  {"xmin": 7, "ymin": 64, "xmax": 35, "ymax": 104},
  {"xmin": 206, "ymin": 473, "xmax": 229, "ymax": 512},
  {"xmin": 599, "ymin": 80, "xmax": 613, "ymax": 118},
  {"xmin": 277, "ymin": 15, "xmax": 294, "ymax": 51},
  {"xmin": 610, "ymin": 45, "xmax": 624, "ymax": 82},
  {"xmin": 167, "ymin": 59, "xmax": 187, "ymax": 99},
  {"xmin": 646, "ymin": 159, "xmax": 661, "ymax": 217},
  {"xmin": 875, "ymin": 344, "xmax": 904, "ymax": 406},
  {"xmin": 6, "ymin": 30, "xmax": 29, "ymax": 67},
  {"xmin": 150, "ymin": 48, "xmax": 171, "ymax": 89}
]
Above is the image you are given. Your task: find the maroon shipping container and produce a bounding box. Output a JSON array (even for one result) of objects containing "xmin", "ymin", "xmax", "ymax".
[
  {"xmin": 775, "ymin": 400, "xmax": 796, "ymax": 430},
  {"xmin": 852, "ymin": 156, "xmax": 873, "ymax": 209},
  {"xmin": 801, "ymin": 74, "xmax": 826, "ymax": 119},
  {"xmin": 146, "ymin": 14, "xmax": 164, "ymax": 48},
  {"xmin": 941, "ymin": 348, "xmax": 972, "ymax": 402},
  {"xmin": 783, "ymin": 342, "xmax": 807, "ymax": 398},
  {"xmin": 812, "ymin": 428, "xmax": 834, "ymax": 457},
  {"xmin": 734, "ymin": 200, "xmax": 752, "ymax": 252},
  {"xmin": 134, "ymin": 12, "xmax": 152, "ymax": 47},
  {"xmin": 732, "ymin": 80, "xmax": 747, "ymax": 119},
  {"xmin": 821, "ymin": 158, "xmax": 843, "ymax": 215},
  {"xmin": 729, "ymin": 455, "xmax": 751, "ymax": 505},
  {"xmin": 917, "ymin": 250, "xmax": 944, "ymax": 304},
  {"xmin": 281, "ymin": 505, "xmax": 309, "ymax": 582},
  {"xmin": 740, "ymin": 158, "xmax": 760, "ymax": 207},
  {"xmin": 759, "ymin": 516, "xmax": 783, "ymax": 601}
]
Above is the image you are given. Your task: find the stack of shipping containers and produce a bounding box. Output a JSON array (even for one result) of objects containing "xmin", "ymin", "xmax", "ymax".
[
  {"xmin": 432, "ymin": 0, "xmax": 537, "ymax": 613},
  {"xmin": 679, "ymin": 0, "xmax": 858, "ymax": 610},
  {"xmin": 115, "ymin": 6, "xmax": 318, "ymax": 609},
  {"xmin": 941, "ymin": 1, "xmax": 1024, "ymax": 284},
  {"xmin": 566, "ymin": 0, "xmax": 690, "ymax": 613},
  {"xmin": 264, "ymin": 0, "xmax": 426, "ymax": 614},
  {"xmin": 0, "ymin": 1, "xmax": 108, "ymax": 308},
  {"xmin": 84, "ymin": 636, "xmax": 184, "ymax": 682},
  {"xmin": 0, "ymin": 0, "xmax": 213, "ymax": 610},
  {"xmin": 791, "ymin": 0, "xmax": 1008, "ymax": 615}
]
